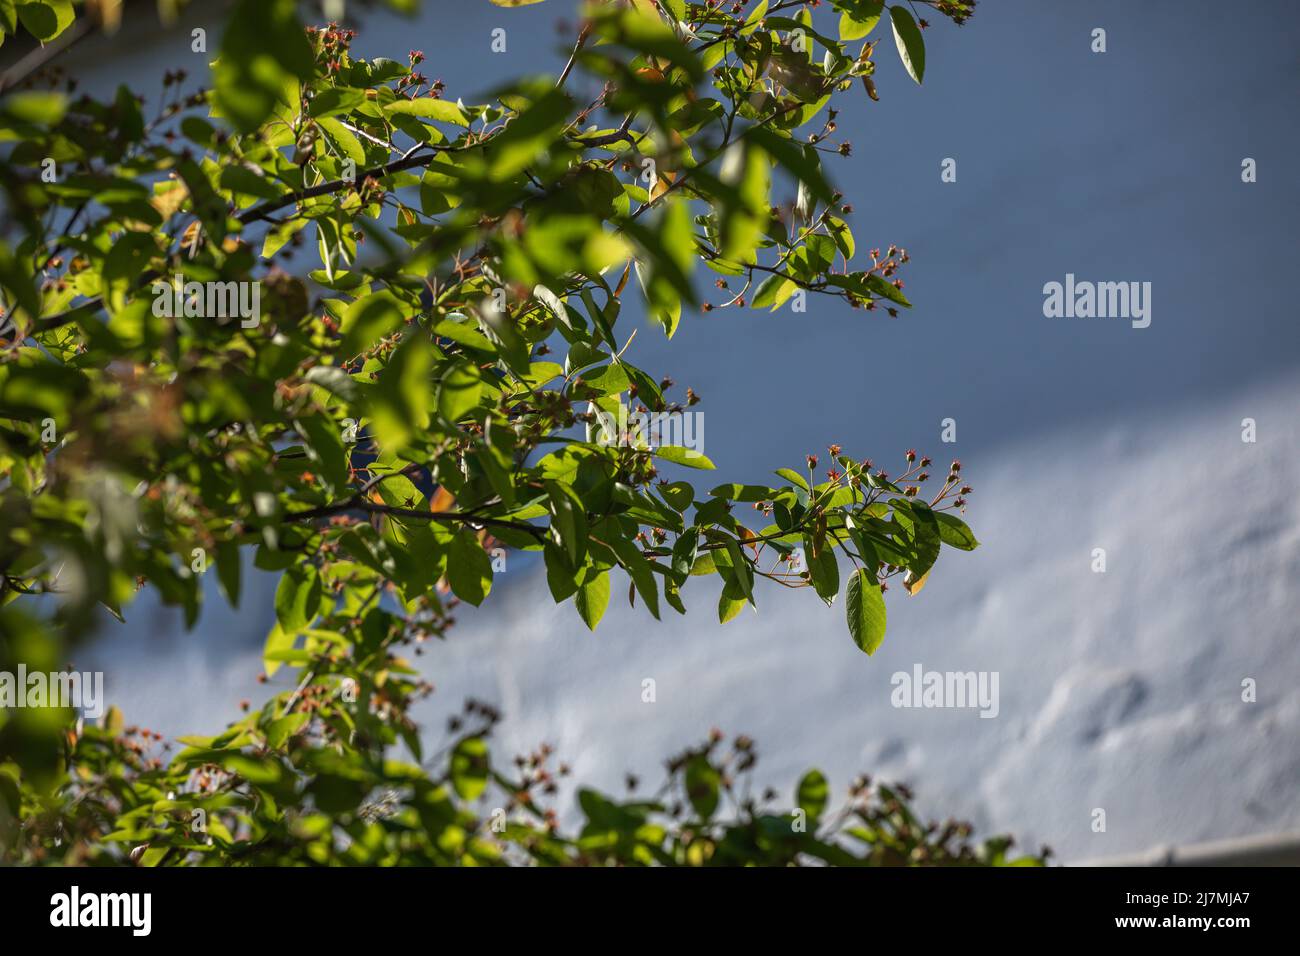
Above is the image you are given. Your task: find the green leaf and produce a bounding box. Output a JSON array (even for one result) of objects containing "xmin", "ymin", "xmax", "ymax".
[
  {"xmin": 837, "ymin": 0, "xmax": 883, "ymax": 41},
  {"xmin": 745, "ymin": 125, "xmax": 836, "ymax": 206},
  {"xmin": 718, "ymin": 534, "xmax": 754, "ymax": 604},
  {"xmin": 631, "ymin": 197, "xmax": 696, "ymax": 337},
  {"xmin": 544, "ymin": 542, "xmax": 580, "ymax": 602},
  {"xmin": 0, "ymin": 242, "xmax": 40, "ymax": 324},
  {"xmin": 487, "ymin": 87, "xmax": 573, "ymax": 180},
  {"xmin": 297, "ymin": 414, "xmax": 350, "ymax": 496},
  {"xmin": 709, "ymin": 483, "xmax": 772, "ymax": 503},
  {"xmin": 304, "ymin": 365, "xmax": 361, "ymax": 403},
  {"xmin": 865, "ymin": 272, "xmax": 912, "ymax": 307},
  {"xmin": 214, "ymin": 0, "xmax": 315, "ymax": 134},
  {"xmin": 340, "ymin": 290, "xmax": 406, "ymax": 358},
  {"xmin": 575, "ymin": 569, "xmax": 610, "ymax": 630},
  {"xmin": 889, "ymin": 5, "xmax": 926, "ymax": 84},
  {"xmin": 600, "ymin": 1, "xmax": 703, "ymax": 80},
  {"xmin": 310, "ymin": 773, "xmax": 366, "ymax": 814},
  {"xmin": 215, "ymin": 541, "xmax": 242, "ymax": 609},
  {"xmin": 827, "ymin": 215, "xmax": 855, "ymax": 261},
  {"xmin": 316, "ymin": 116, "xmax": 366, "ymax": 165},
  {"xmin": 671, "ymin": 530, "xmax": 699, "ymax": 580},
  {"xmin": 775, "ymin": 467, "xmax": 809, "ymax": 492},
  {"xmin": 609, "ymin": 537, "xmax": 661, "ymax": 621},
  {"xmin": 265, "ymin": 713, "xmax": 309, "ymax": 750},
  {"xmin": 370, "ymin": 330, "xmax": 433, "ymax": 451},
  {"xmin": 805, "ymin": 536, "xmax": 840, "ymax": 606},
  {"xmin": 684, "ymin": 756, "xmax": 721, "ymax": 819},
  {"xmin": 275, "ymin": 564, "xmax": 321, "ymax": 633},
  {"xmin": 307, "ymin": 87, "xmax": 367, "ymax": 118},
  {"xmin": 895, "ymin": 500, "xmax": 941, "ymax": 577},
  {"xmin": 846, "ymin": 568, "xmax": 887, "ymax": 655},
  {"xmin": 2, "ymin": 90, "xmax": 66, "ymax": 125},
  {"xmin": 657, "ymin": 480, "xmax": 694, "ymax": 512},
  {"xmin": 935, "ymin": 512, "xmax": 980, "ymax": 550},
  {"xmin": 436, "ymin": 361, "xmax": 483, "ymax": 424},
  {"xmin": 718, "ymin": 142, "xmax": 769, "ymax": 263},
  {"xmin": 433, "ymin": 316, "xmax": 497, "ymax": 355},
  {"xmin": 450, "ymin": 737, "xmax": 489, "ymax": 801},
  {"xmin": 797, "ymin": 768, "xmax": 829, "ymax": 820},
  {"xmin": 663, "ymin": 576, "xmax": 687, "ymax": 615},
  {"xmin": 751, "ymin": 273, "xmax": 797, "ymax": 311},
  {"xmin": 219, "ymin": 164, "xmax": 282, "ymax": 202},
  {"xmin": 385, "ymin": 96, "xmax": 469, "ymax": 126},
  {"xmin": 446, "ymin": 531, "xmax": 493, "ymax": 606},
  {"xmin": 262, "ymin": 622, "xmax": 297, "ymax": 679},
  {"xmin": 546, "ymin": 481, "xmax": 588, "ymax": 568},
  {"xmin": 655, "ymin": 445, "xmax": 715, "ymax": 470},
  {"xmin": 718, "ymin": 579, "xmax": 746, "ymax": 623},
  {"xmin": 15, "ymin": 0, "xmax": 73, "ymax": 42}
]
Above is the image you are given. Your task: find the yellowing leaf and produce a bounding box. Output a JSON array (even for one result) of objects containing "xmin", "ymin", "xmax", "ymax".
[
  {"xmin": 150, "ymin": 182, "xmax": 189, "ymax": 220},
  {"xmin": 902, "ymin": 569, "xmax": 929, "ymax": 595},
  {"xmin": 650, "ymin": 171, "xmax": 674, "ymax": 202}
]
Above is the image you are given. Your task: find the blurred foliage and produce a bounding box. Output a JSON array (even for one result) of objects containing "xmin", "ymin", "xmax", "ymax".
[
  {"xmin": 0, "ymin": 0, "xmax": 1025, "ymax": 866},
  {"xmin": 3, "ymin": 662, "xmax": 1043, "ymax": 866}
]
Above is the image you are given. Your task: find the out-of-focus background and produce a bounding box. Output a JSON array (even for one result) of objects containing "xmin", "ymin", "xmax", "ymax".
[{"xmin": 17, "ymin": 0, "xmax": 1299, "ymax": 862}]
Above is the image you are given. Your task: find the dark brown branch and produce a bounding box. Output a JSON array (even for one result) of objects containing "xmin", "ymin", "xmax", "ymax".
[
  {"xmin": 283, "ymin": 496, "xmax": 545, "ymax": 539},
  {"xmin": 556, "ymin": 22, "xmax": 593, "ymax": 89},
  {"xmin": 570, "ymin": 115, "xmax": 636, "ymax": 149},
  {"xmin": 33, "ymin": 142, "xmax": 475, "ymax": 333},
  {"xmin": 0, "ymin": 18, "xmax": 94, "ymax": 95},
  {"xmin": 233, "ymin": 147, "xmax": 443, "ymax": 227}
]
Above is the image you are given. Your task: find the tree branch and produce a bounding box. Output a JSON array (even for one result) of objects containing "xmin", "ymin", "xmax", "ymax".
[
  {"xmin": 556, "ymin": 22, "xmax": 593, "ymax": 89},
  {"xmin": 0, "ymin": 18, "xmax": 94, "ymax": 95},
  {"xmin": 33, "ymin": 140, "xmax": 486, "ymax": 333},
  {"xmin": 282, "ymin": 496, "xmax": 545, "ymax": 540},
  {"xmin": 234, "ymin": 146, "xmax": 444, "ymax": 227}
]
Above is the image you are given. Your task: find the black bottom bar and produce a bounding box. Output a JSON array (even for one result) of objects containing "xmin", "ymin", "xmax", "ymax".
[{"xmin": 0, "ymin": 864, "xmax": 1288, "ymax": 942}]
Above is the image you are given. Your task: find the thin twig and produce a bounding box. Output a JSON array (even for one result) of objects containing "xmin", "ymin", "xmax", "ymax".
[{"xmin": 556, "ymin": 22, "xmax": 593, "ymax": 89}]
